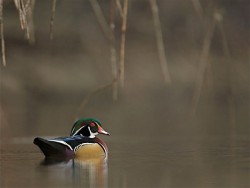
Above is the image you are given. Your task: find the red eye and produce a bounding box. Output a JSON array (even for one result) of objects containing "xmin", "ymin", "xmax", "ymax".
[{"xmin": 90, "ymin": 122, "xmax": 95, "ymax": 127}]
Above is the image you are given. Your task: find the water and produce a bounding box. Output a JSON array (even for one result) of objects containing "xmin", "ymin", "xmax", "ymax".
[{"xmin": 1, "ymin": 135, "xmax": 249, "ymax": 188}]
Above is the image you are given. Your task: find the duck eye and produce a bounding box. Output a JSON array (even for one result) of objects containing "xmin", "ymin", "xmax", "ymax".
[{"xmin": 89, "ymin": 122, "xmax": 95, "ymax": 127}]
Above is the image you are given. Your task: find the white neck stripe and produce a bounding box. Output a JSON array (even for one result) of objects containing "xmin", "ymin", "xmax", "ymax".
[
  {"xmin": 72, "ymin": 126, "xmax": 85, "ymax": 136},
  {"xmin": 88, "ymin": 127, "xmax": 98, "ymax": 138}
]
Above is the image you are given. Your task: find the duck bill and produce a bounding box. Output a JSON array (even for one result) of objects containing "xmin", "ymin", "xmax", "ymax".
[{"xmin": 98, "ymin": 126, "xmax": 110, "ymax": 136}]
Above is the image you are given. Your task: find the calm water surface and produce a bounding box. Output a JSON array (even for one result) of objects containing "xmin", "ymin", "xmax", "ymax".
[{"xmin": 1, "ymin": 135, "xmax": 249, "ymax": 188}]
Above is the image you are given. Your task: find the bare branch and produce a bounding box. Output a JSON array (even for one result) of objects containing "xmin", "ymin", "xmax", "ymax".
[{"xmin": 149, "ymin": 0, "xmax": 171, "ymax": 84}]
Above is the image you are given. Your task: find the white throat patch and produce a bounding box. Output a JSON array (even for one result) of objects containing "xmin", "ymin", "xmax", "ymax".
[{"xmin": 88, "ymin": 126, "xmax": 98, "ymax": 138}]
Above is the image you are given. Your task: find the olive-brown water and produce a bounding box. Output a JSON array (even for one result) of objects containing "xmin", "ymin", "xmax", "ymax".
[
  {"xmin": 1, "ymin": 1, "xmax": 249, "ymax": 188},
  {"xmin": 0, "ymin": 135, "xmax": 249, "ymax": 188}
]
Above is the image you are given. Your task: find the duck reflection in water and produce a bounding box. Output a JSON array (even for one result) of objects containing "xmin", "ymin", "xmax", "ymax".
[
  {"xmin": 41, "ymin": 155, "xmax": 108, "ymax": 188},
  {"xmin": 73, "ymin": 155, "xmax": 108, "ymax": 188}
]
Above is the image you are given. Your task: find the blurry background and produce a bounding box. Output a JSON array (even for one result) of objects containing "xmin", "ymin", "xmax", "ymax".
[
  {"xmin": 0, "ymin": 0, "xmax": 249, "ymax": 187},
  {"xmin": 1, "ymin": 0, "xmax": 249, "ymax": 139}
]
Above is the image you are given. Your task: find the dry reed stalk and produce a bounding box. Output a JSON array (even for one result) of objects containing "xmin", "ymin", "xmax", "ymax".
[
  {"xmin": 215, "ymin": 13, "xmax": 229, "ymax": 56},
  {"xmin": 89, "ymin": 0, "xmax": 118, "ymax": 101},
  {"xmin": 89, "ymin": 0, "xmax": 111, "ymax": 40},
  {"xmin": 149, "ymin": 0, "xmax": 171, "ymax": 84},
  {"xmin": 26, "ymin": 0, "xmax": 35, "ymax": 44},
  {"xmin": 216, "ymin": 12, "xmax": 236, "ymax": 127},
  {"xmin": 191, "ymin": 1, "xmax": 215, "ymax": 99},
  {"xmin": 14, "ymin": 0, "xmax": 26, "ymax": 29},
  {"xmin": 119, "ymin": 0, "xmax": 128, "ymax": 88},
  {"xmin": 14, "ymin": 0, "xmax": 35, "ymax": 43},
  {"xmin": 50, "ymin": 0, "xmax": 57, "ymax": 40},
  {"xmin": 116, "ymin": 0, "xmax": 123, "ymax": 18},
  {"xmin": 110, "ymin": 0, "xmax": 118, "ymax": 100},
  {"xmin": 17, "ymin": 0, "xmax": 28, "ymax": 34},
  {"xmin": 0, "ymin": 0, "xmax": 6, "ymax": 66},
  {"xmin": 191, "ymin": 17, "xmax": 216, "ymax": 116},
  {"xmin": 111, "ymin": 44, "xmax": 118, "ymax": 101},
  {"xmin": 76, "ymin": 0, "xmax": 130, "ymax": 117}
]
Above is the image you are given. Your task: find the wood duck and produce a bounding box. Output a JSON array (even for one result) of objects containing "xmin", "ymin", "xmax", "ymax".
[{"xmin": 34, "ymin": 118, "xmax": 110, "ymax": 159}]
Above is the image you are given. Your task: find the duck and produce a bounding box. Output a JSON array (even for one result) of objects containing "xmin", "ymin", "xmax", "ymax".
[{"xmin": 34, "ymin": 118, "xmax": 110, "ymax": 159}]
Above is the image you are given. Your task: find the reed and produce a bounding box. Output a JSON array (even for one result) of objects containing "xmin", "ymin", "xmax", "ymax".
[
  {"xmin": 14, "ymin": 0, "xmax": 35, "ymax": 43},
  {"xmin": 118, "ymin": 0, "xmax": 128, "ymax": 88},
  {"xmin": 192, "ymin": 0, "xmax": 215, "ymax": 97},
  {"xmin": 77, "ymin": 0, "xmax": 130, "ymax": 115},
  {"xmin": 191, "ymin": 16, "xmax": 216, "ymax": 116},
  {"xmin": 0, "ymin": 0, "xmax": 6, "ymax": 66},
  {"xmin": 1, "ymin": 0, "xmax": 35, "ymax": 66},
  {"xmin": 89, "ymin": 0, "xmax": 118, "ymax": 101},
  {"xmin": 109, "ymin": 0, "xmax": 118, "ymax": 100},
  {"xmin": 88, "ymin": 0, "xmax": 129, "ymax": 99},
  {"xmin": 216, "ymin": 12, "xmax": 236, "ymax": 127},
  {"xmin": 191, "ymin": 9, "xmax": 236, "ymax": 126},
  {"xmin": 115, "ymin": 0, "xmax": 123, "ymax": 18},
  {"xmin": 149, "ymin": 0, "xmax": 171, "ymax": 84},
  {"xmin": 50, "ymin": 0, "xmax": 57, "ymax": 40},
  {"xmin": 89, "ymin": 0, "xmax": 111, "ymax": 40}
]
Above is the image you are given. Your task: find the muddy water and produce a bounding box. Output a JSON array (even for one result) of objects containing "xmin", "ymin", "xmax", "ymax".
[{"xmin": 0, "ymin": 135, "xmax": 249, "ymax": 188}]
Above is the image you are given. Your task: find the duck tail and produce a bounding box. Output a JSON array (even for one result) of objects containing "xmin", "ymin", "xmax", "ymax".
[{"xmin": 34, "ymin": 137, "xmax": 74, "ymax": 159}]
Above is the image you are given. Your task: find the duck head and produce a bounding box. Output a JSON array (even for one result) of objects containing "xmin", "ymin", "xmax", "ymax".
[{"xmin": 70, "ymin": 118, "xmax": 110, "ymax": 138}]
